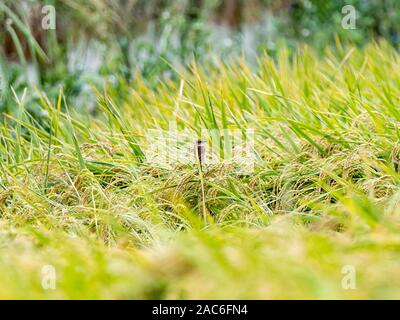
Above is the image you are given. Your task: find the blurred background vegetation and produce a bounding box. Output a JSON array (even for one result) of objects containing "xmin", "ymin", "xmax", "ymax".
[{"xmin": 0, "ymin": 0, "xmax": 399, "ymax": 116}]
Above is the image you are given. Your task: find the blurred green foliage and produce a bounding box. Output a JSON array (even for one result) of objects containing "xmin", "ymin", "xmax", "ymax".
[
  {"xmin": 0, "ymin": 0, "xmax": 399, "ymax": 116},
  {"xmin": 282, "ymin": 0, "xmax": 400, "ymax": 46}
]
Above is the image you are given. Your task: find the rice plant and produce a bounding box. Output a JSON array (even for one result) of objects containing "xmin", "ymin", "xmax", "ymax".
[{"xmin": 0, "ymin": 41, "xmax": 400, "ymax": 298}]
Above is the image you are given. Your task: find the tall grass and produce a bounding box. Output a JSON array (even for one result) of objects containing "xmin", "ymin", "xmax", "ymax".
[{"xmin": 1, "ymin": 42, "xmax": 400, "ymax": 298}]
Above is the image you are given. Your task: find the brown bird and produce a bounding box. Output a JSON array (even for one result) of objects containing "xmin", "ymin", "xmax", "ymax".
[{"xmin": 195, "ymin": 140, "xmax": 206, "ymax": 169}]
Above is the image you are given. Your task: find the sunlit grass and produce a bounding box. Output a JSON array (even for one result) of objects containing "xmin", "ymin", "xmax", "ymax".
[{"xmin": 1, "ymin": 42, "xmax": 400, "ymax": 299}]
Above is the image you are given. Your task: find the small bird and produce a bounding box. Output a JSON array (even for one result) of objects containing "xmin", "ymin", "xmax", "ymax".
[
  {"xmin": 195, "ymin": 140, "xmax": 206, "ymax": 169},
  {"xmin": 195, "ymin": 139, "xmax": 207, "ymax": 223}
]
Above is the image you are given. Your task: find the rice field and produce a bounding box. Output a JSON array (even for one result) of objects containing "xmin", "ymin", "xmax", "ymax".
[{"xmin": 1, "ymin": 42, "xmax": 400, "ymax": 299}]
